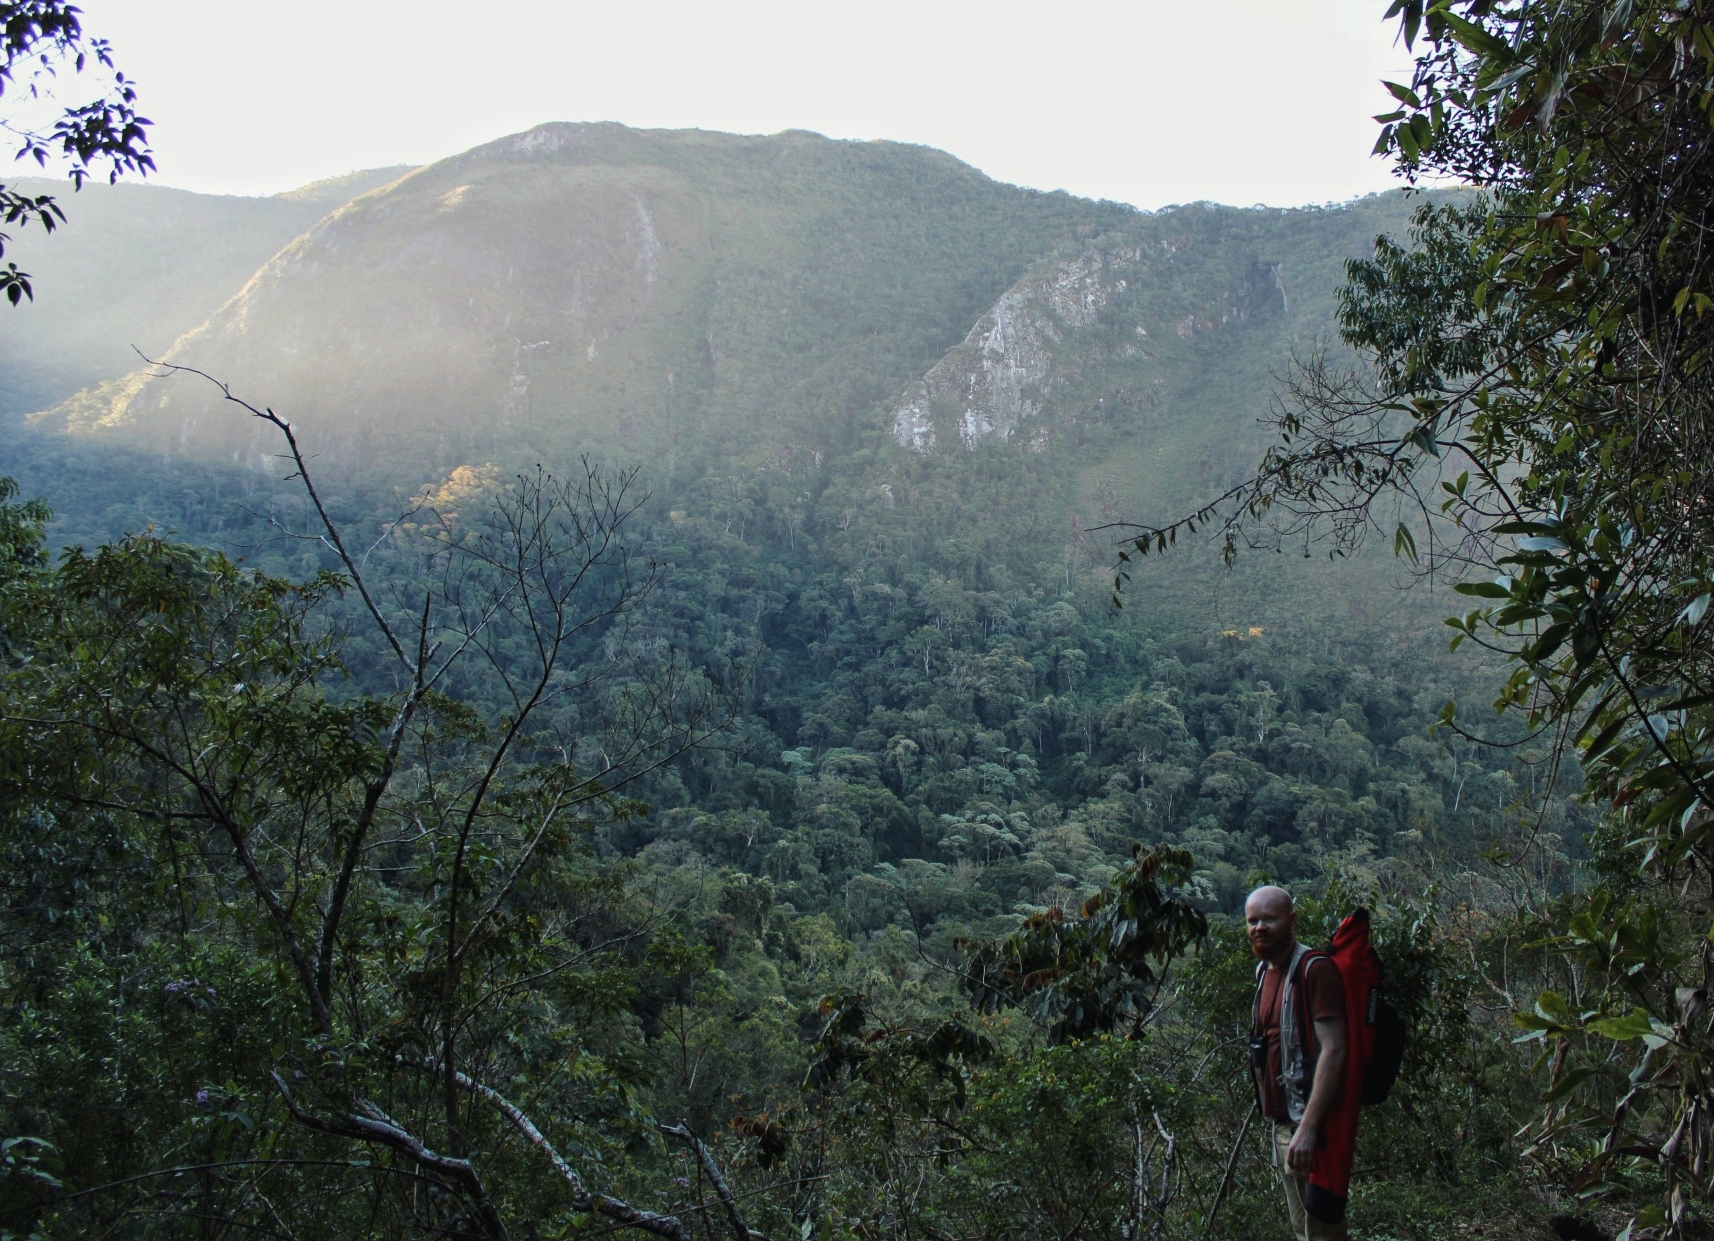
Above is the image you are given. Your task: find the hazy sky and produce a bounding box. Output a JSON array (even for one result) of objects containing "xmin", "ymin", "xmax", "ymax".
[{"xmin": 75, "ymin": 0, "xmax": 1412, "ymax": 209}]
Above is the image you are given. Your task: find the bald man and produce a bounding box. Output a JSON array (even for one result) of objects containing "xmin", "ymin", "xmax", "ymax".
[{"xmin": 1246, "ymin": 885, "xmax": 1349, "ymax": 1241}]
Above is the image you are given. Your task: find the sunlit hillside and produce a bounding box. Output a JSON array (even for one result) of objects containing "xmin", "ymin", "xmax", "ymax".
[
  {"xmin": 31, "ymin": 124, "xmax": 1420, "ymax": 524},
  {"xmin": 0, "ymin": 166, "xmax": 412, "ymax": 416}
]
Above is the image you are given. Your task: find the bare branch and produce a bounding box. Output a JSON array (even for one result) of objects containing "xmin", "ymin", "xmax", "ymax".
[
  {"xmin": 270, "ymin": 1072, "xmax": 509, "ymax": 1241},
  {"xmin": 399, "ymin": 1057, "xmax": 698, "ymax": 1241},
  {"xmin": 661, "ymin": 1122, "xmax": 767, "ymax": 1241},
  {"xmin": 139, "ymin": 356, "xmax": 417, "ymax": 677}
]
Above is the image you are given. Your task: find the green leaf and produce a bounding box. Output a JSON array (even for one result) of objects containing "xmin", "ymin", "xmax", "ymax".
[
  {"xmin": 1581, "ymin": 715, "xmax": 1628, "ymax": 764},
  {"xmin": 1541, "ymin": 1065, "xmax": 1596, "ymax": 1102},
  {"xmin": 1393, "ymin": 521, "xmax": 1418, "ymax": 563},
  {"xmin": 1535, "ymin": 989, "xmax": 1575, "ymax": 1024},
  {"xmin": 1396, "ymin": 122, "xmax": 1421, "ymax": 162},
  {"xmin": 1383, "ymin": 80, "xmax": 1422, "ymax": 107},
  {"xmin": 1441, "ymin": 12, "xmax": 1514, "ymax": 61},
  {"xmin": 1586, "ymin": 1009, "xmax": 1657, "ymax": 1041}
]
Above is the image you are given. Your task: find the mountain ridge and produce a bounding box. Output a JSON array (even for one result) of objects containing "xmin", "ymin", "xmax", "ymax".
[
  {"xmin": 0, "ymin": 166, "xmax": 416, "ymax": 417},
  {"xmin": 37, "ymin": 123, "xmax": 1140, "ymax": 481},
  {"xmin": 7, "ymin": 124, "xmax": 1442, "ymax": 631},
  {"xmin": 28, "ymin": 125, "xmax": 1423, "ymax": 537}
]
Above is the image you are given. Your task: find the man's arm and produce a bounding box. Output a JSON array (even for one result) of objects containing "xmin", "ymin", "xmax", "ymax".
[{"xmin": 1285, "ymin": 1014, "xmax": 1347, "ymax": 1173}]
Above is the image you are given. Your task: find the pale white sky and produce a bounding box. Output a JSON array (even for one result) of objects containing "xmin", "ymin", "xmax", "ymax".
[{"xmin": 73, "ymin": 0, "xmax": 1412, "ymax": 208}]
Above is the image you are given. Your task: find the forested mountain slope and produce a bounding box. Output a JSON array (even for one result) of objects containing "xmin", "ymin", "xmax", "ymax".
[
  {"xmin": 0, "ymin": 166, "xmax": 412, "ymax": 416},
  {"xmin": 18, "ymin": 125, "xmax": 1443, "ymax": 628},
  {"xmin": 39, "ymin": 124, "xmax": 1129, "ymax": 474},
  {"xmin": 3, "ymin": 124, "xmax": 1516, "ymax": 919},
  {"xmin": 34, "ymin": 123, "xmax": 1419, "ymax": 515}
]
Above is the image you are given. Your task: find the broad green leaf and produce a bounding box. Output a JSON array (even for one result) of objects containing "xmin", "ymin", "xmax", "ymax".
[
  {"xmin": 1383, "ymin": 80, "xmax": 1422, "ymax": 107},
  {"xmin": 1441, "ymin": 12, "xmax": 1514, "ymax": 61},
  {"xmin": 1586, "ymin": 1009, "xmax": 1654, "ymax": 1040},
  {"xmin": 1535, "ymin": 990, "xmax": 1575, "ymax": 1024},
  {"xmin": 1541, "ymin": 1065, "xmax": 1596, "ymax": 1102}
]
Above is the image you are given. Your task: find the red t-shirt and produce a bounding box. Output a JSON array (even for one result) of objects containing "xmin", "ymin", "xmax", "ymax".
[{"xmin": 1256, "ymin": 955, "xmax": 1345, "ymax": 1122}]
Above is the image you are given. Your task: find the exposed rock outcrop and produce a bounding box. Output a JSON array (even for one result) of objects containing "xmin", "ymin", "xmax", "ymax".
[
  {"xmin": 889, "ymin": 236, "xmax": 1293, "ymax": 451},
  {"xmin": 891, "ymin": 249, "xmax": 1125, "ymax": 450}
]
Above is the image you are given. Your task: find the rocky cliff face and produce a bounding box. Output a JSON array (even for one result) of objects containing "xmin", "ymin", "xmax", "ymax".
[
  {"xmin": 891, "ymin": 249, "xmax": 1120, "ymax": 450},
  {"xmin": 891, "ymin": 234, "xmax": 1297, "ymax": 454}
]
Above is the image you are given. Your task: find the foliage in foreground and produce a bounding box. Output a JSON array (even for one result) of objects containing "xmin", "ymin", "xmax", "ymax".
[
  {"xmin": 1115, "ymin": 1, "xmax": 1714, "ymax": 1234},
  {"xmin": 0, "ymin": 1, "xmax": 153, "ymax": 305},
  {"xmin": 23, "ymin": 1, "xmax": 1714, "ymax": 1223}
]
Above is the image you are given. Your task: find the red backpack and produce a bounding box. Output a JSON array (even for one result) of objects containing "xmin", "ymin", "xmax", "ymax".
[
  {"xmin": 1262, "ymin": 907, "xmax": 1407, "ymax": 1111},
  {"xmin": 1294, "ymin": 908, "xmax": 1408, "ymax": 1227},
  {"xmin": 1331, "ymin": 907, "xmax": 1406, "ymax": 1106}
]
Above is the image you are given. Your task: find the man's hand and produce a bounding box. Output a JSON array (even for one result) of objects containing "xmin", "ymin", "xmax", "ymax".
[{"xmin": 1286, "ymin": 1121, "xmax": 1319, "ymax": 1172}]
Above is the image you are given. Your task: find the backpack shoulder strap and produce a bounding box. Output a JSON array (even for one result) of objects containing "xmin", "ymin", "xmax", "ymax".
[
  {"xmin": 1294, "ymin": 948, "xmax": 1330, "ymax": 1058},
  {"xmin": 1251, "ymin": 960, "xmax": 1267, "ymax": 1033}
]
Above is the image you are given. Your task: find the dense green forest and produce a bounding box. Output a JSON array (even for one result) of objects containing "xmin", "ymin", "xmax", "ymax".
[
  {"xmin": 4, "ymin": 2, "xmax": 1714, "ymax": 1240},
  {"xmin": 0, "ymin": 357, "xmax": 1586, "ymax": 1241},
  {"xmin": 0, "ymin": 426, "xmax": 1570, "ymax": 1241}
]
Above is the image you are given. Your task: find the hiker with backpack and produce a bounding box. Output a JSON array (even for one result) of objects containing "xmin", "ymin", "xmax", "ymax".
[
  {"xmin": 1247, "ymin": 885, "xmax": 1352, "ymax": 1241},
  {"xmin": 1245, "ymin": 885, "xmax": 1404, "ymax": 1241}
]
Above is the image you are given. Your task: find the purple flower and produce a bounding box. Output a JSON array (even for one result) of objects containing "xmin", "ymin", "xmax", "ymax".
[
  {"xmin": 195, "ymin": 1089, "xmax": 209, "ymax": 1104},
  {"xmin": 674, "ymin": 1177, "xmax": 691, "ymax": 1190}
]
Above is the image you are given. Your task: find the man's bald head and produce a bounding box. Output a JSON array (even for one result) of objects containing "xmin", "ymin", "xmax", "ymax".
[
  {"xmin": 1245, "ymin": 885, "xmax": 1297, "ymax": 964},
  {"xmin": 1246, "ymin": 885, "xmax": 1293, "ymax": 917}
]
